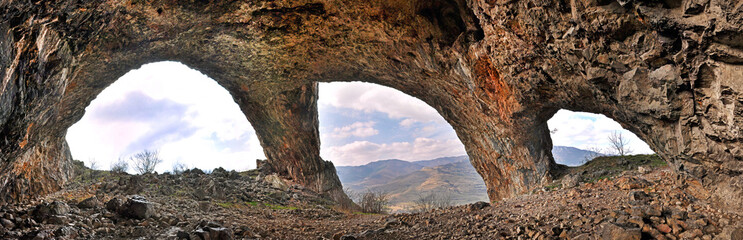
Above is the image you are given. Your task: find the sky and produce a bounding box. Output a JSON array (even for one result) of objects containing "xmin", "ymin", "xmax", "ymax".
[
  {"xmin": 547, "ymin": 110, "xmax": 653, "ymax": 155},
  {"xmin": 65, "ymin": 61, "xmax": 653, "ymax": 173}
]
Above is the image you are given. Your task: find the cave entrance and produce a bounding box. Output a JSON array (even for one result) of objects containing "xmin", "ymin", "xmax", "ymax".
[
  {"xmin": 65, "ymin": 61, "xmax": 265, "ymax": 174},
  {"xmin": 317, "ymin": 82, "xmax": 487, "ymax": 213},
  {"xmin": 546, "ymin": 109, "xmax": 656, "ymax": 167}
]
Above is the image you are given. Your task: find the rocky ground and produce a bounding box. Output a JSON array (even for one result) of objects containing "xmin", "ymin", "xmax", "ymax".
[{"xmin": 0, "ymin": 158, "xmax": 742, "ymax": 239}]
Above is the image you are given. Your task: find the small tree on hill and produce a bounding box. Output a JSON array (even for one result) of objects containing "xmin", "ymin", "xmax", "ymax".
[
  {"xmin": 608, "ymin": 131, "xmax": 632, "ymax": 156},
  {"xmin": 358, "ymin": 190, "xmax": 389, "ymax": 213},
  {"xmin": 110, "ymin": 157, "xmax": 129, "ymax": 173},
  {"xmin": 413, "ymin": 191, "xmax": 454, "ymax": 212},
  {"xmin": 171, "ymin": 161, "xmax": 188, "ymax": 174},
  {"xmin": 130, "ymin": 149, "xmax": 162, "ymax": 174}
]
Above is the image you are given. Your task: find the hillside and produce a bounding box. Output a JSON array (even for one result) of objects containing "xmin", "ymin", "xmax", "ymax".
[
  {"xmin": 371, "ymin": 161, "xmax": 489, "ymax": 212},
  {"xmin": 336, "ymin": 160, "xmax": 424, "ymax": 190},
  {"xmin": 551, "ymin": 146, "xmax": 604, "ymax": 166},
  {"xmin": 336, "ymin": 156, "xmax": 468, "ymax": 192}
]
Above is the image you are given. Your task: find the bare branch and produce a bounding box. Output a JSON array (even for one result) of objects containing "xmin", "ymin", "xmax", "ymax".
[
  {"xmin": 608, "ymin": 131, "xmax": 633, "ymax": 156},
  {"xmin": 129, "ymin": 149, "xmax": 162, "ymax": 174},
  {"xmin": 110, "ymin": 157, "xmax": 128, "ymax": 173}
]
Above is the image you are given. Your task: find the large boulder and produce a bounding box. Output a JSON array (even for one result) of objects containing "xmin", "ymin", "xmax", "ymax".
[
  {"xmin": 599, "ymin": 223, "xmax": 641, "ymax": 240},
  {"xmin": 33, "ymin": 201, "xmax": 70, "ymax": 222},
  {"xmin": 77, "ymin": 196, "xmax": 102, "ymax": 209},
  {"xmin": 106, "ymin": 196, "xmax": 154, "ymax": 220}
]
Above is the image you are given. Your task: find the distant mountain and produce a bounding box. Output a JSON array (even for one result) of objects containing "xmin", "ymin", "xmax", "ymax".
[
  {"xmin": 413, "ymin": 155, "xmax": 469, "ymax": 168},
  {"xmin": 552, "ymin": 146, "xmax": 604, "ymax": 166},
  {"xmin": 336, "ymin": 156, "xmax": 484, "ymax": 212},
  {"xmin": 336, "ymin": 160, "xmax": 424, "ymax": 190},
  {"xmin": 370, "ymin": 161, "xmax": 489, "ymax": 212},
  {"xmin": 336, "ymin": 156, "xmax": 468, "ymax": 192}
]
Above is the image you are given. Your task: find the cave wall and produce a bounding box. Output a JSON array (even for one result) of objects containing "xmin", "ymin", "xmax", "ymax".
[{"xmin": 1, "ymin": 0, "xmax": 741, "ymax": 212}]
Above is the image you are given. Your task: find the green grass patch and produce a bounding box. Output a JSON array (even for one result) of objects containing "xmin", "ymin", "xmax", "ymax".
[
  {"xmin": 265, "ymin": 203, "xmax": 297, "ymax": 210},
  {"xmin": 241, "ymin": 201, "xmax": 297, "ymax": 210},
  {"xmin": 216, "ymin": 202, "xmax": 235, "ymax": 208},
  {"xmin": 352, "ymin": 211, "xmax": 378, "ymax": 215}
]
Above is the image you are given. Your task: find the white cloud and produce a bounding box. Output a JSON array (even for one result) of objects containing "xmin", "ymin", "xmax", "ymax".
[
  {"xmin": 321, "ymin": 138, "xmax": 467, "ymax": 166},
  {"xmin": 318, "ymin": 82, "xmax": 446, "ymax": 124},
  {"xmin": 329, "ymin": 121, "xmax": 379, "ymax": 139},
  {"xmin": 399, "ymin": 118, "xmax": 418, "ymax": 127},
  {"xmin": 547, "ymin": 110, "xmax": 654, "ymax": 154}
]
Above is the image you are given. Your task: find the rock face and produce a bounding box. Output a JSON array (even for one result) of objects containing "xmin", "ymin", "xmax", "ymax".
[{"xmin": 0, "ymin": 0, "xmax": 741, "ymax": 212}]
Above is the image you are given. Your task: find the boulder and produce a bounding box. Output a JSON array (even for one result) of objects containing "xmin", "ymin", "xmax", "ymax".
[
  {"xmin": 192, "ymin": 221, "xmax": 234, "ymax": 240},
  {"xmin": 33, "ymin": 201, "xmax": 70, "ymax": 221},
  {"xmin": 106, "ymin": 196, "xmax": 154, "ymax": 219},
  {"xmin": 468, "ymin": 201, "xmax": 490, "ymax": 211},
  {"xmin": 563, "ymin": 174, "xmax": 582, "ymax": 188},
  {"xmin": 263, "ymin": 174, "xmax": 290, "ymax": 191},
  {"xmin": 715, "ymin": 225, "xmax": 743, "ymax": 240},
  {"xmin": 122, "ymin": 196, "xmax": 154, "ymax": 219},
  {"xmin": 105, "ymin": 197, "xmax": 124, "ymax": 213},
  {"xmin": 0, "ymin": 218, "xmax": 14, "ymax": 229},
  {"xmin": 599, "ymin": 223, "xmax": 641, "ymax": 240},
  {"xmin": 77, "ymin": 196, "xmax": 102, "ymax": 209}
]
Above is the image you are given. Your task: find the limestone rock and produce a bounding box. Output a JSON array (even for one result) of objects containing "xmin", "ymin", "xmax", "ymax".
[
  {"xmin": 122, "ymin": 196, "xmax": 154, "ymax": 220},
  {"xmin": 263, "ymin": 174, "xmax": 291, "ymax": 191}
]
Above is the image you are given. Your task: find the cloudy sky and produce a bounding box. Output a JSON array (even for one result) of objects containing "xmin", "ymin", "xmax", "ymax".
[{"xmin": 66, "ymin": 61, "xmax": 652, "ymax": 173}]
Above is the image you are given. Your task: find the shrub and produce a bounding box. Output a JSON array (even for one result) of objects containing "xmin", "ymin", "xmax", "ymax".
[
  {"xmin": 171, "ymin": 161, "xmax": 188, "ymax": 174},
  {"xmin": 413, "ymin": 191, "xmax": 453, "ymax": 213},
  {"xmin": 129, "ymin": 149, "xmax": 162, "ymax": 174},
  {"xmin": 110, "ymin": 157, "xmax": 129, "ymax": 173},
  {"xmin": 358, "ymin": 190, "xmax": 389, "ymax": 214}
]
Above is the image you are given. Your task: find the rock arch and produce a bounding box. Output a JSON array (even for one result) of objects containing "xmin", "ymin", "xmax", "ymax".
[{"xmin": 1, "ymin": 0, "xmax": 742, "ymax": 212}]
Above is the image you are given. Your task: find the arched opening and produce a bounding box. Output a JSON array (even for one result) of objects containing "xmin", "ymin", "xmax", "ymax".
[
  {"xmin": 65, "ymin": 61, "xmax": 265, "ymax": 174},
  {"xmin": 548, "ymin": 109, "xmax": 655, "ymax": 166},
  {"xmin": 318, "ymin": 82, "xmax": 488, "ymax": 213},
  {"xmin": 547, "ymin": 109, "xmax": 662, "ymax": 183}
]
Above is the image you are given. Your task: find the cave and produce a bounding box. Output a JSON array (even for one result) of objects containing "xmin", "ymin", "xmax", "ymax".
[{"xmin": 1, "ymin": 0, "xmax": 742, "ymax": 215}]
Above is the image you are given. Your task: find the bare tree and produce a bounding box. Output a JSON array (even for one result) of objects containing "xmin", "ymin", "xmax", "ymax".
[
  {"xmin": 88, "ymin": 158, "xmax": 99, "ymax": 170},
  {"xmin": 358, "ymin": 190, "xmax": 389, "ymax": 213},
  {"xmin": 129, "ymin": 149, "xmax": 162, "ymax": 174},
  {"xmin": 413, "ymin": 191, "xmax": 454, "ymax": 213},
  {"xmin": 110, "ymin": 157, "xmax": 129, "ymax": 173},
  {"xmin": 608, "ymin": 131, "xmax": 632, "ymax": 156},
  {"xmin": 341, "ymin": 187, "xmax": 361, "ymax": 210},
  {"xmin": 87, "ymin": 158, "xmax": 100, "ymax": 179},
  {"xmin": 433, "ymin": 191, "xmax": 453, "ymax": 209},
  {"xmin": 171, "ymin": 161, "xmax": 188, "ymax": 174}
]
